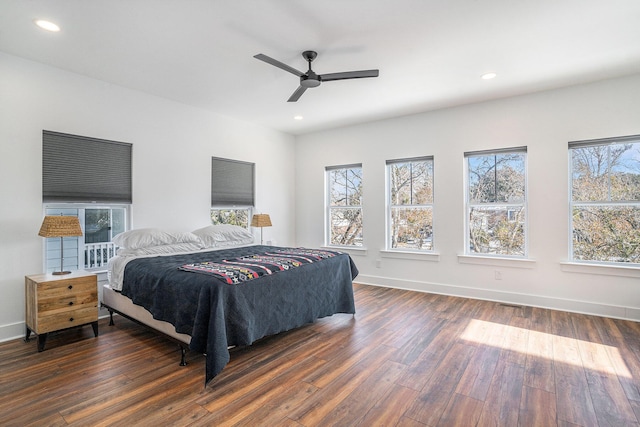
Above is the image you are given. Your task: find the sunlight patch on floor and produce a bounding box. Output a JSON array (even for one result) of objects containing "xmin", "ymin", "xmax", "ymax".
[{"xmin": 460, "ymin": 319, "xmax": 632, "ymax": 378}]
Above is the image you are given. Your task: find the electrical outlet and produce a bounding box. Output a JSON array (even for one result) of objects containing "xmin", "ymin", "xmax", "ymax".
[
  {"xmin": 494, "ymin": 270, "xmax": 502, "ymax": 280},
  {"xmin": 376, "ymin": 259, "xmax": 382, "ymax": 268}
]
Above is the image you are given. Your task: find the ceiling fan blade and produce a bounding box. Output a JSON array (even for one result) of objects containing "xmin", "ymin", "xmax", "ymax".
[
  {"xmin": 254, "ymin": 54, "xmax": 304, "ymax": 77},
  {"xmin": 320, "ymin": 69, "xmax": 379, "ymax": 82},
  {"xmin": 287, "ymin": 86, "xmax": 307, "ymax": 102}
]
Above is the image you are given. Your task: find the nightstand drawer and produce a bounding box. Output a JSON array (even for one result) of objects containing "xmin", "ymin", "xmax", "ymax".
[
  {"xmin": 37, "ymin": 276, "xmax": 96, "ymax": 296},
  {"xmin": 35, "ymin": 306, "xmax": 98, "ymax": 334},
  {"xmin": 37, "ymin": 282, "xmax": 97, "ymax": 313}
]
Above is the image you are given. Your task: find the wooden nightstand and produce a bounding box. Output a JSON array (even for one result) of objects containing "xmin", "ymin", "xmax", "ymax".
[{"xmin": 25, "ymin": 271, "xmax": 98, "ymax": 351}]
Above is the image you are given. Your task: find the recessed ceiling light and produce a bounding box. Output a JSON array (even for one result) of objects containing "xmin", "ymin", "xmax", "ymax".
[
  {"xmin": 294, "ymin": 115, "xmax": 304, "ymax": 121},
  {"xmin": 481, "ymin": 72, "xmax": 497, "ymax": 80},
  {"xmin": 34, "ymin": 19, "xmax": 60, "ymax": 32}
]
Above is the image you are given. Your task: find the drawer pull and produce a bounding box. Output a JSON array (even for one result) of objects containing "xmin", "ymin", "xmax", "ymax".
[
  {"xmin": 68, "ymin": 285, "xmax": 73, "ymax": 290},
  {"xmin": 69, "ymin": 317, "xmax": 74, "ymax": 322},
  {"xmin": 68, "ymin": 301, "xmax": 74, "ymax": 306}
]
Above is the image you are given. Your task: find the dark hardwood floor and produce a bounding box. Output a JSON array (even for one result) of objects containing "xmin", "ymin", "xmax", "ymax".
[{"xmin": 1, "ymin": 283, "xmax": 640, "ymax": 426}]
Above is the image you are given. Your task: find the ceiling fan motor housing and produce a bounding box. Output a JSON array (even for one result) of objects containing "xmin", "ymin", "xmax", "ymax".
[
  {"xmin": 301, "ymin": 72, "xmax": 321, "ymax": 88},
  {"xmin": 301, "ymin": 51, "xmax": 321, "ymax": 87}
]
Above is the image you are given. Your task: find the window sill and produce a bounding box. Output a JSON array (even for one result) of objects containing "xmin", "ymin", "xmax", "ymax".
[
  {"xmin": 457, "ymin": 254, "xmax": 536, "ymax": 269},
  {"xmin": 560, "ymin": 262, "xmax": 640, "ymax": 278},
  {"xmin": 322, "ymin": 246, "xmax": 368, "ymax": 256},
  {"xmin": 380, "ymin": 250, "xmax": 440, "ymax": 262}
]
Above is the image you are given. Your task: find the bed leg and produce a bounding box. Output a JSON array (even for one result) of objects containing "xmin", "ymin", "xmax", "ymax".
[
  {"xmin": 179, "ymin": 345, "xmax": 187, "ymax": 366},
  {"xmin": 108, "ymin": 309, "xmax": 115, "ymax": 326}
]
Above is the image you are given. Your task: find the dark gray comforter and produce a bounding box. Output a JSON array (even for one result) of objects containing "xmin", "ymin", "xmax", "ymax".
[{"xmin": 121, "ymin": 245, "xmax": 357, "ymax": 385}]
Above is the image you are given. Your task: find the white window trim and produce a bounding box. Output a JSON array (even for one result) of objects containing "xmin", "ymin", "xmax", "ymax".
[
  {"xmin": 464, "ymin": 148, "xmax": 529, "ymax": 258},
  {"xmin": 325, "ymin": 164, "xmax": 364, "ymax": 248},
  {"xmin": 210, "ymin": 206, "xmax": 254, "ymax": 229},
  {"xmin": 458, "ymin": 254, "xmax": 536, "ymax": 269},
  {"xmin": 560, "ymin": 261, "xmax": 640, "ymax": 278},
  {"xmin": 322, "ymin": 245, "xmax": 368, "ymax": 256},
  {"xmin": 385, "ymin": 157, "xmax": 435, "ymax": 253},
  {"xmin": 43, "ymin": 203, "xmax": 131, "ymax": 273},
  {"xmin": 380, "ymin": 249, "xmax": 440, "ymax": 262},
  {"xmin": 568, "ymin": 135, "xmax": 640, "ymax": 266}
]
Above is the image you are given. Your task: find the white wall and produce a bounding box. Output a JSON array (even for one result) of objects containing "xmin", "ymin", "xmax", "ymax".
[
  {"xmin": 2, "ymin": 50, "xmax": 639, "ymax": 344},
  {"xmin": 0, "ymin": 52, "xmax": 295, "ymax": 341},
  {"xmin": 295, "ymin": 73, "xmax": 640, "ymax": 321}
]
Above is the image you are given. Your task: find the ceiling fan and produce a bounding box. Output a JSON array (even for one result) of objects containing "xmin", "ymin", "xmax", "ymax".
[{"xmin": 254, "ymin": 50, "xmax": 379, "ymax": 102}]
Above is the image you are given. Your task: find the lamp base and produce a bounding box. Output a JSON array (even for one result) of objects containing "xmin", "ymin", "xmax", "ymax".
[{"xmin": 52, "ymin": 271, "xmax": 72, "ymax": 275}]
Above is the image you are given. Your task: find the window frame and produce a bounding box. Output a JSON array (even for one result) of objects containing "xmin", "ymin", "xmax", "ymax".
[
  {"xmin": 568, "ymin": 134, "xmax": 640, "ymax": 266},
  {"xmin": 210, "ymin": 206, "xmax": 253, "ymax": 229},
  {"xmin": 385, "ymin": 156, "xmax": 435, "ymax": 252},
  {"xmin": 325, "ymin": 164, "xmax": 364, "ymax": 248},
  {"xmin": 42, "ymin": 130, "xmax": 133, "ymax": 273},
  {"xmin": 43, "ymin": 204, "xmax": 131, "ymax": 273},
  {"xmin": 210, "ymin": 157, "xmax": 255, "ymax": 229},
  {"xmin": 464, "ymin": 147, "xmax": 528, "ymax": 258}
]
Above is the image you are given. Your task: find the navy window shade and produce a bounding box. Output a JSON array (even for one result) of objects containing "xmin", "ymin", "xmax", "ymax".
[
  {"xmin": 42, "ymin": 130, "xmax": 132, "ymax": 203},
  {"xmin": 211, "ymin": 157, "xmax": 255, "ymax": 206}
]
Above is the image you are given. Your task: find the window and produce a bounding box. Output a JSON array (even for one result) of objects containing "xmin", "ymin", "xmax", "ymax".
[
  {"xmin": 44, "ymin": 205, "xmax": 128, "ymax": 271},
  {"xmin": 210, "ymin": 208, "xmax": 250, "ymax": 228},
  {"xmin": 42, "ymin": 131, "xmax": 132, "ymax": 272},
  {"xmin": 326, "ymin": 164, "xmax": 363, "ymax": 247},
  {"xmin": 569, "ymin": 135, "xmax": 640, "ymax": 264},
  {"xmin": 387, "ymin": 157, "xmax": 434, "ymax": 251},
  {"xmin": 211, "ymin": 157, "xmax": 255, "ymax": 228},
  {"xmin": 465, "ymin": 147, "xmax": 527, "ymax": 256}
]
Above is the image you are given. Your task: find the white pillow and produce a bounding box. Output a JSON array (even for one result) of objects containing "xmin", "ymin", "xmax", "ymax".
[
  {"xmin": 113, "ymin": 228, "xmax": 174, "ymax": 249},
  {"xmin": 192, "ymin": 224, "xmax": 254, "ymax": 248},
  {"xmin": 117, "ymin": 242, "xmax": 205, "ymax": 257},
  {"xmin": 168, "ymin": 231, "xmax": 203, "ymax": 245},
  {"xmin": 113, "ymin": 229, "xmax": 202, "ymax": 249}
]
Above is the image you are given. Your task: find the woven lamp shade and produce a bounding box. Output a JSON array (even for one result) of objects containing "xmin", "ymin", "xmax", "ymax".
[
  {"xmin": 38, "ymin": 216, "xmax": 83, "ymax": 238},
  {"xmin": 250, "ymin": 214, "xmax": 272, "ymax": 228}
]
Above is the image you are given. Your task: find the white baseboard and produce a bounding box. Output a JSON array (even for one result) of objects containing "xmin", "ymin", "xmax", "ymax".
[
  {"xmin": 0, "ymin": 309, "xmax": 112, "ymax": 344},
  {"xmin": 3, "ymin": 276, "xmax": 637, "ymax": 342},
  {"xmin": 356, "ymin": 274, "xmax": 640, "ymax": 322},
  {"xmin": 0, "ymin": 321, "xmax": 25, "ymax": 344}
]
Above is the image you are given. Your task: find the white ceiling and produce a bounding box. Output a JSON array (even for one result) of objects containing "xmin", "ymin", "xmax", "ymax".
[{"xmin": 2, "ymin": 0, "xmax": 640, "ymax": 136}]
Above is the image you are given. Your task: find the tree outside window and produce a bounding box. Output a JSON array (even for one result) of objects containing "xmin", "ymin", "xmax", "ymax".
[
  {"xmin": 327, "ymin": 165, "xmax": 363, "ymax": 246},
  {"xmin": 465, "ymin": 148, "xmax": 527, "ymax": 256},
  {"xmin": 210, "ymin": 208, "xmax": 250, "ymax": 228},
  {"xmin": 84, "ymin": 208, "xmax": 125, "ymax": 244},
  {"xmin": 570, "ymin": 137, "xmax": 640, "ymax": 264},
  {"xmin": 387, "ymin": 157, "xmax": 434, "ymax": 251}
]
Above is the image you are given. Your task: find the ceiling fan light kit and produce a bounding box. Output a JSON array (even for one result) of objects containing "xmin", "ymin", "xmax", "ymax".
[{"xmin": 254, "ymin": 50, "xmax": 379, "ymax": 102}]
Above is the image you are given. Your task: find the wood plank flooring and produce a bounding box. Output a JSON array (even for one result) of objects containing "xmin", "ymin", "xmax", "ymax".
[{"xmin": 1, "ymin": 283, "xmax": 640, "ymax": 426}]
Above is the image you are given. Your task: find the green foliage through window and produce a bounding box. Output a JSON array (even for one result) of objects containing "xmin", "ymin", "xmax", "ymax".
[
  {"xmin": 570, "ymin": 138, "xmax": 640, "ymax": 264},
  {"xmin": 210, "ymin": 208, "xmax": 250, "ymax": 228},
  {"xmin": 466, "ymin": 149, "xmax": 527, "ymax": 256},
  {"xmin": 327, "ymin": 166, "xmax": 363, "ymax": 246},
  {"xmin": 388, "ymin": 158, "xmax": 434, "ymax": 251}
]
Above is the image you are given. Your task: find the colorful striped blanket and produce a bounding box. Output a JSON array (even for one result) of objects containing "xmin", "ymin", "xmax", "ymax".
[{"xmin": 179, "ymin": 248, "xmax": 341, "ymax": 284}]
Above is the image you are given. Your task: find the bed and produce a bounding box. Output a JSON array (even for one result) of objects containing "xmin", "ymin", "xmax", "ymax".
[{"xmin": 103, "ymin": 225, "xmax": 358, "ymax": 385}]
